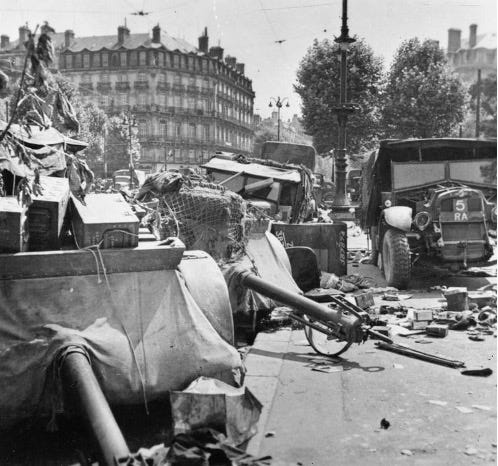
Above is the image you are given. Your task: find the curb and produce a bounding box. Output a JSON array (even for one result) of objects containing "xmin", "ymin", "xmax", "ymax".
[{"xmin": 244, "ymin": 328, "xmax": 293, "ymax": 457}]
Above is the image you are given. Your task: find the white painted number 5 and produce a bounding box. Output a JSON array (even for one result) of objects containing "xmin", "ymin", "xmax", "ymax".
[{"xmin": 455, "ymin": 199, "xmax": 466, "ymax": 211}]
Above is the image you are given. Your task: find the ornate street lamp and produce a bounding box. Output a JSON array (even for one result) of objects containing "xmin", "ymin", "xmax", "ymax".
[
  {"xmin": 269, "ymin": 96, "xmax": 290, "ymax": 141},
  {"xmin": 331, "ymin": 0, "xmax": 358, "ymax": 215}
]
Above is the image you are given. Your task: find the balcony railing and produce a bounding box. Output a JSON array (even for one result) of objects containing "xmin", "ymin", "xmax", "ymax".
[
  {"xmin": 157, "ymin": 82, "xmax": 171, "ymax": 92},
  {"xmin": 172, "ymin": 83, "xmax": 185, "ymax": 92},
  {"xmin": 115, "ymin": 82, "xmax": 130, "ymax": 91},
  {"xmin": 186, "ymin": 85, "xmax": 199, "ymax": 93},
  {"xmin": 134, "ymin": 81, "xmax": 149, "ymax": 90},
  {"xmin": 96, "ymin": 82, "xmax": 112, "ymax": 91},
  {"xmin": 79, "ymin": 82, "xmax": 93, "ymax": 90}
]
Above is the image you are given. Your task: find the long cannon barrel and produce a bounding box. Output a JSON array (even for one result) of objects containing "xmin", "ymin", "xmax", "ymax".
[
  {"xmin": 59, "ymin": 347, "xmax": 130, "ymax": 466},
  {"xmin": 234, "ymin": 268, "xmax": 365, "ymax": 343}
]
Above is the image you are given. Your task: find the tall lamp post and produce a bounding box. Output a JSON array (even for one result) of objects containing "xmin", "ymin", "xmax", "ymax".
[
  {"xmin": 268, "ymin": 96, "xmax": 290, "ymax": 141},
  {"xmin": 331, "ymin": 0, "xmax": 357, "ymax": 215},
  {"xmin": 122, "ymin": 111, "xmax": 137, "ymax": 189}
]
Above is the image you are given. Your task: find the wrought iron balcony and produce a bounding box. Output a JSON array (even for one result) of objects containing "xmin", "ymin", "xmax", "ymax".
[
  {"xmin": 134, "ymin": 81, "xmax": 150, "ymax": 90},
  {"xmin": 96, "ymin": 82, "xmax": 112, "ymax": 91},
  {"xmin": 115, "ymin": 82, "xmax": 130, "ymax": 91}
]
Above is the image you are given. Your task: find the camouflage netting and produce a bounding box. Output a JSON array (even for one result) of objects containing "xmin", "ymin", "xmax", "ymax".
[{"xmin": 150, "ymin": 181, "xmax": 246, "ymax": 261}]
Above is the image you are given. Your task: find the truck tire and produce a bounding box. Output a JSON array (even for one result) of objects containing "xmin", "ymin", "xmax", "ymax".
[{"xmin": 382, "ymin": 229, "xmax": 411, "ymax": 289}]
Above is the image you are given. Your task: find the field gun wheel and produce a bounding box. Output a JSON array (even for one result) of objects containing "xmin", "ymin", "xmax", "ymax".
[
  {"xmin": 382, "ymin": 229, "xmax": 411, "ymax": 289},
  {"xmin": 303, "ymin": 314, "xmax": 352, "ymax": 357}
]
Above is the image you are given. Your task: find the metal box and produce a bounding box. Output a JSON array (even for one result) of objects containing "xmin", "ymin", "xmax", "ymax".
[
  {"xmin": 271, "ymin": 222, "xmax": 347, "ymax": 276},
  {"xmin": 0, "ymin": 197, "xmax": 28, "ymax": 253},
  {"xmin": 28, "ymin": 176, "xmax": 70, "ymax": 251},
  {"xmin": 71, "ymin": 194, "xmax": 139, "ymax": 249}
]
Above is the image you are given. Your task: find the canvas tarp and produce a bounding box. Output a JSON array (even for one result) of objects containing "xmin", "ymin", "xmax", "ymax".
[
  {"xmin": 222, "ymin": 231, "xmax": 301, "ymax": 315},
  {"xmin": 0, "ymin": 267, "xmax": 241, "ymax": 431}
]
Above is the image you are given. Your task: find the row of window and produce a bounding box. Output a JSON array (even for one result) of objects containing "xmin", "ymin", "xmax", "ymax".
[
  {"xmin": 135, "ymin": 120, "xmax": 252, "ymax": 149},
  {"xmin": 78, "ymin": 72, "xmax": 253, "ymax": 105},
  {"xmin": 141, "ymin": 147, "xmax": 212, "ymax": 165},
  {"xmin": 83, "ymin": 93, "xmax": 252, "ymax": 125},
  {"xmin": 62, "ymin": 49, "xmax": 251, "ymax": 89}
]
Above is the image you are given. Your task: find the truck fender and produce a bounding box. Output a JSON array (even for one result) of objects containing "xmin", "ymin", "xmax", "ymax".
[{"xmin": 382, "ymin": 206, "xmax": 413, "ymax": 232}]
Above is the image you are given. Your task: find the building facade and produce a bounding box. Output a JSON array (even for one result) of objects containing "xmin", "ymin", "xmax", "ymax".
[
  {"xmin": 446, "ymin": 24, "xmax": 497, "ymax": 83},
  {"xmin": 0, "ymin": 24, "xmax": 255, "ymax": 171}
]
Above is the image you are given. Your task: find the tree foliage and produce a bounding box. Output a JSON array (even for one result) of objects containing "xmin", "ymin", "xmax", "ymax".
[
  {"xmin": 253, "ymin": 127, "xmax": 278, "ymax": 157},
  {"xmin": 104, "ymin": 114, "xmax": 141, "ymax": 175},
  {"xmin": 295, "ymin": 38, "xmax": 384, "ymax": 154},
  {"xmin": 382, "ymin": 38, "xmax": 466, "ymax": 138}
]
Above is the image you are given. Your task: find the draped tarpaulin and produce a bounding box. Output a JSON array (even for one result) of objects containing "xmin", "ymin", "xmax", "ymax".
[
  {"xmin": 0, "ymin": 267, "xmax": 241, "ymax": 430},
  {"xmin": 222, "ymin": 231, "xmax": 301, "ymax": 315}
]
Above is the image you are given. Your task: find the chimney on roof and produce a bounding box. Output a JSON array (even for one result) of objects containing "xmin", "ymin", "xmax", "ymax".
[
  {"xmin": 447, "ymin": 28, "xmax": 461, "ymax": 53},
  {"xmin": 225, "ymin": 55, "xmax": 236, "ymax": 68},
  {"xmin": 118, "ymin": 24, "xmax": 130, "ymax": 44},
  {"xmin": 152, "ymin": 24, "xmax": 161, "ymax": 43},
  {"xmin": 236, "ymin": 63, "xmax": 245, "ymax": 74},
  {"xmin": 198, "ymin": 27, "xmax": 208, "ymax": 54},
  {"xmin": 209, "ymin": 45, "xmax": 224, "ymax": 60},
  {"xmin": 18, "ymin": 25, "xmax": 29, "ymax": 47},
  {"xmin": 1, "ymin": 35, "xmax": 9, "ymax": 49},
  {"xmin": 469, "ymin": 24, "xmax": 477, "ymax": 48},
  {"xmin": 64, "ymin": 29, "xmax": 75, "ymax": 48}
]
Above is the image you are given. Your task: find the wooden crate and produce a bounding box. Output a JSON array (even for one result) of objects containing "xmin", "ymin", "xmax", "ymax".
[
  {"xmin": 0, "ymin": 197, "xmax": 28, "ymax": 253},
  {"xmin": 28, "ymin": 176, "xmax": 70, "ymax": 251},
  {"xmin": 71, "ymin": 193, "xmax": 139, "ymax": 249}
]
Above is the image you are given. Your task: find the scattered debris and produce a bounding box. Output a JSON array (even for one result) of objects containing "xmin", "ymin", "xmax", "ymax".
[
  {"xmin": 312, "ymin": 365, "xmax": 343, "ymax": 373},
  {"xmin": 165, "ymin": 428, "xmax": 272, "ymax": 465},
  {"xmin": 428, "ymin": 400, "xmax": 448, "ymax": 407},
  {"xmin": 468, "ymin": 334, "xmax": 485, "ymax": 341},
  {"xmin": 472, "ymin": 405, "xmax": 491, "ymax": 411},
  {"xmin": 464, "ymin": 447, "xmax": 478, "ymax": 456},
  {"xmin": 455, "ymin": 406, "xmax": 473, "ymax": 414},
  {"xmin": 425, "ymin": 324, "xmax": 449, "ymax": 338},
  {"xmin": 265, "ymin": 431, "xmax": 276, "ymax": 438},
  {"xmin": 461, "ymin": 368, "xmax": 493, "ymax": 377},
  {"xmin": 380, "ymin": 418, "xmax": 390, "ymax": 429},
  {"xmin": 401, "ymin": 449, "xmax": 413, "ymax": 456}
]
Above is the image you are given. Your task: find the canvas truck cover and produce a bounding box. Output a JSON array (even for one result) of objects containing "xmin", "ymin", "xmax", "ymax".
[
  {"xmin": 203, "ymin": 157, "xmax": 302, "ymax": 183},
  {"xmin": 261, "ymin": 141, "xmax": 317, "ymax": 171},
  {"xmin": 0, "ymin": 255, "xmax": 241, "ymax": 430},
  {"xmin": 360, "ymin": 138, "xmax": 497, "ymax": 229}
]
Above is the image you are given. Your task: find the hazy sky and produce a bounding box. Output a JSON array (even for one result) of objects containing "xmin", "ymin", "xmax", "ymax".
[{"xmin": 1, "ymin": 0, "xmax": 496, "ymax": 117}]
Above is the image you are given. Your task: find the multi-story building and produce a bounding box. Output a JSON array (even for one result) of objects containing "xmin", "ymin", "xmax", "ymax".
[
  {"xmin": 446, "ymin": 24, "xmax": 497, "ymax": 83},
  {"xmin": 0, "ymin": 24, "xmax": 255, "ymax": 171}
]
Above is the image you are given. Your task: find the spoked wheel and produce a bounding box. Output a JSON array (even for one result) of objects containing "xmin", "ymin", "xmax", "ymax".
[{"xmin": 303, "ymin": 314, "xmax": 352, "ymax": 357}]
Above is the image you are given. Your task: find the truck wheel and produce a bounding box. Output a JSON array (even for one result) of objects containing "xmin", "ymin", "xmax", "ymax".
[{"xmin": 382, "ymin": 229, "xmax": 411, "ymax": 289}]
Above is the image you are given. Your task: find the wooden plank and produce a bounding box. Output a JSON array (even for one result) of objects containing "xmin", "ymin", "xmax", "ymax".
[{"xmin": 0, "ymin": 240, "xmax": 186, "ymax": 280}]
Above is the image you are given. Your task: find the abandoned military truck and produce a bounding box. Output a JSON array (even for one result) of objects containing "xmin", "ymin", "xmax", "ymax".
[{"xmin": 361, "ymin": 138, "xmax": 496, "ymax": 289}]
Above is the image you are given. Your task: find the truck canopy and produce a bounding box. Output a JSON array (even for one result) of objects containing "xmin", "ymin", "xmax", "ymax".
[
  {"xmin": 261, "ymin": 141, "xmax": 317, "ymax": 171},
  {"xmin": 361, "ymin": 138, "xmax": 497, "ymax": 228}
]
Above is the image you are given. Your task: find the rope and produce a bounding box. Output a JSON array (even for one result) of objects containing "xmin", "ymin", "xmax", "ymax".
[{"xmin": 71, "ymin": 221, "xmax": 150, "ymax": 415}]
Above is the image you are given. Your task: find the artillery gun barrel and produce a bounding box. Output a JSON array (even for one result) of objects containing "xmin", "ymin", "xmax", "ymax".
[
  {"xmin": 59, "ymin": 348, "xmax": 130, "ymax": 466},
  {"xmin": 235, "ymin": 268, "xmax": 364, "ymax": 343}
]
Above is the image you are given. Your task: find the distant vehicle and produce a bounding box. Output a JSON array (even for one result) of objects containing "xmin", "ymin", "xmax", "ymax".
[
  {"xmin": 112, "ymin": 169, "xmax": 146, "ymax": 189},
  {"xmin": 203, "ymin": 153, "xmax": 315, "ymax": 223},
  {"xmin": 361, "ymin": 138, "xmax": 496, "ymax": 289},
  {"xmin": 261, "ymin": 141, "xmax": 335, "ymax": 204}
]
